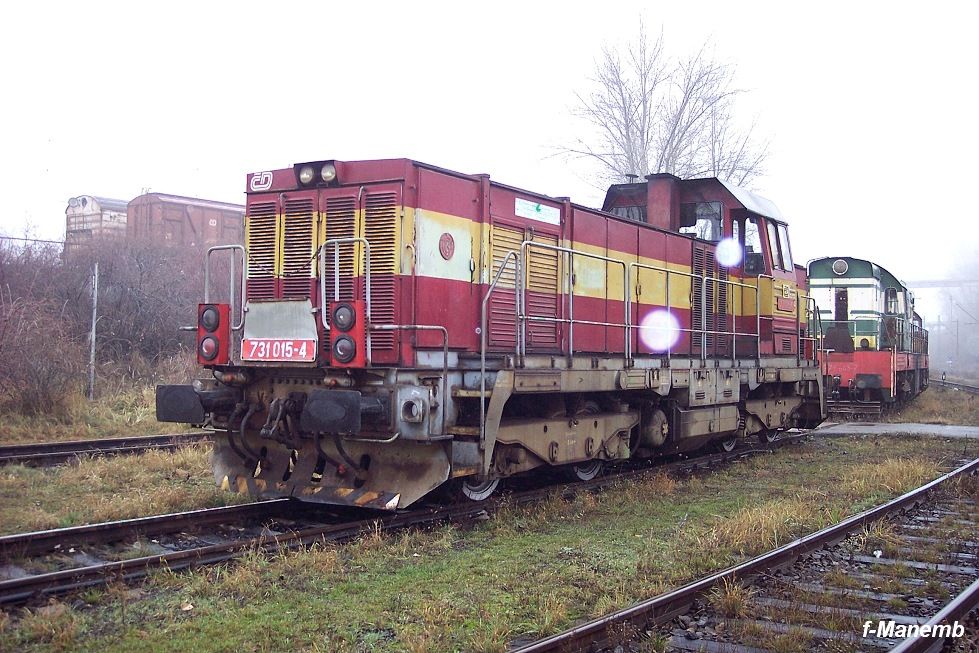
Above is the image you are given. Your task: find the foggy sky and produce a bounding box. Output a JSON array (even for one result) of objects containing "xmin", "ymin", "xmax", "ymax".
[{"xmin": 2, "ymin": 1, "xmax": 976, "ymax": 326}]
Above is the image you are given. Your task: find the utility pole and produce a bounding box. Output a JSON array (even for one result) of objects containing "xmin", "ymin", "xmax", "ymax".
[{"xmin": 88, "ymin": 261, "xmax": 98, "ymax": 400}]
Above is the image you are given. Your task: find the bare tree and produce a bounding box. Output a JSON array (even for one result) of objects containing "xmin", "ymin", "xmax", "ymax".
[{"xmin": 567, "ymin": 26, "xmax": 768, "ymax": 187}]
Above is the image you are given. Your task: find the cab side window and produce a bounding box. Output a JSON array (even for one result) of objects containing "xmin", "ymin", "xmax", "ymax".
[
  {"xmin": 766, "ymin": 221, "xmax": 783, "ymax": 270},
  {"xmin": 744, "ymin": 217, "xmax": 765, "ymax": 274},
  {"xmin": 679, "ymin": 202, "xmax": 722, "ymax": 242},
  {"xmin": 885, "ymin": 288, "xmax": 899, "ymax": 314},
  {"xmin": 776, "ymin": 223, "xmax": 793, "ymax": 269}
]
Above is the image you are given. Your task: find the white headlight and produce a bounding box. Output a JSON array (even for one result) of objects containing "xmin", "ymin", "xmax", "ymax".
[
  {"xmin": 320, "ymin": 163, "xmax": 337, "ymax": 183},
  {"xmin": 299, "ymin": 166, "xmax": 315, "ymax": 184}
]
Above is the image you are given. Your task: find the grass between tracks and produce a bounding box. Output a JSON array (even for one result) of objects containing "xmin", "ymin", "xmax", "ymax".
[
  {"xmin": 0, "ymin": 445, "xmax": 249, "ymax": 535},
  {"xmin": 1, "ymin": 435, "xmax": 976, "ymax": 652}
]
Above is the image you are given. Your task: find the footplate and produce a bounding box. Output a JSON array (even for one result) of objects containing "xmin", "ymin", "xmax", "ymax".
[{"xmin": 212, "ymin": 432, "xmax": 451, "ymax": 510}]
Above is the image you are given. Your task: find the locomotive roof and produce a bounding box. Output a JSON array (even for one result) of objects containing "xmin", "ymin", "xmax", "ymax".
[
  {"xmin": 716, "ymin": 179, "xmax": 783, "ymax": 222},
  {"xmin": 601, "ymin": 176, "xmax": 784, "ymax": 222},
  {"xmin": 808, "ymin": 256, "xmax": 909, "ymax": 291}
]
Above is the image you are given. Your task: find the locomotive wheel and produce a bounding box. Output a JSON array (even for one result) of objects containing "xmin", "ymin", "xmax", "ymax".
[
  {"xmin": 460, "ymin": 477, "xmax": 500, "ymax": 502},
  {"xmin": 718, "ymin": 436, "xmax": 737, "ymax": 452},
  {"xmin": 565, "ymin": 400, "xmax": 603, "ymax": 481},
  {"xmin": 569, "ymin": 459, "xmax": 604, "ymax": 481},
  {"xmin": 758, "ymin": 430, "xmax": 779, "ymax": 444}
]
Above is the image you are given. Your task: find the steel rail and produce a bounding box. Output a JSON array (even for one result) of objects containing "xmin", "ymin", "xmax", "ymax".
[
  {"xmin": 0, "ymin": 436, "xmax": 803, "ymax": 606},
  {"xmin": 0, "ymin": 432, "xmax": 212, "ymax": 466},
  {"xmin": 890, "ymin": 577, "xmax": 979, "ymax": 653},
  {"xmin": 513, "ymin": 454, "xmax": 979, "ymax": 653},
  {"xmin": 936, "ymin": 378, "xmax": 979, "ymax": 395},
  {"xmin": 0, "ymin": 499, "xmax": 292, "ymax": 560}
]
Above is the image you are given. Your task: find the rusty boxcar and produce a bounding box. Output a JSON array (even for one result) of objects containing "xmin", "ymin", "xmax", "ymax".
[{"xmin": 127, "ymin": 193, "xmax": 244, "ymax": 247}]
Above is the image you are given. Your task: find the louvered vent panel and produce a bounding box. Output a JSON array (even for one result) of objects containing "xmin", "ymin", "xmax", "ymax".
[
  {"xmin": 525, "ymin": 234, "xmax": 559, "ymax": 347},
  {"xmin": 322, "ymin": 197, "xmax": 357, "ymax": 303},
  {"xmin": 246, "ymin": 201, "xmax": 277, "ymax": 300},
  {"xmin": 488, "ymin": 226, "xmax": 523, "ymax": 347},
  {"xmin": 363, "ymin": 192, "xmax": 398, "ymax": 351},
  {"xmin": 282, "ymin": 198, "xmax": 315, "ymax": 298},
  {"xmin": 715, "ymin": 265, "xmax": 729, "ymax": 354},
  {"xmin": 692, "ymin": 247, "xmax": 706, "ymax": 353}
]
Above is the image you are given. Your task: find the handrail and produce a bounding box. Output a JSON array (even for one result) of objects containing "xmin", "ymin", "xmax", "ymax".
[
  {"xmin": 628, "ymin": 260, "xmax": 760, "ymax": 364},
  {"xmin": 317, "ymin": 237, "xmax": 372, "ymax": 362},
  {"xmin": 480, "ymin": 250, "xmax": 518, "ymax": 448},
  {"xmin": 515, "ymin": 240, "xmax": 810, "ymax": 366},
  {"xmin": 518, "ymin": 241, "xmax": 628, "ymax": 364},
  {"xmin": 204, "ymin": 245, "xmax": 246, "ymax": 331}
]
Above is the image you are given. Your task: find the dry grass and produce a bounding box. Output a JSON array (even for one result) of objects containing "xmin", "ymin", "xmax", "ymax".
[
  {"xmin": 6, "ymin": 601, "xmax": 79, "ymax": 652},
  {"xmin": 669, "ymin": 493, "xmax": 829, "ymax": 563},
  {"xmin": 0, "ymin": 435, "xmax": 974, "ymax": 653},
  {"xmin": 852, "ymin": 520, "xmax": 903, "ymax": 557},
  {"xmin": 708, "ymin": 577, "xmax": 756, "ymax": 618},
  {"xmin": 842, "ymin": 457, "xmax": 937, "ymax": 497},
  {"xmin": 0, "ymin": 444, "xmax": 248, "ymax": 534},
  {"xmin": 0, "ymin": 386, "xmax": 193, "ymax": 445},
  {"xmin": 886, "ymin": 388, "xmax": 979, "ymax": 425}
]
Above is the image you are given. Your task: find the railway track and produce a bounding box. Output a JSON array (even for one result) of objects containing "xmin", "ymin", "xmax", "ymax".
[
  {"xmin": 0, "ymin": 431, "xmax": 212, "ymax": 466},
  {"xmin": 937, "ymin": 378, "xmax": 979, "ymax": 396},
  {"xmin": 827, "ymin": 378, "xmax": 979, "ymax": 420},
  {"xmin": 514, "ymin": 455, "xmax": 979, "ymax": 653},
  {"xmin": 0, "ymin": 435, "xmax": 801, "ymax": 607}
]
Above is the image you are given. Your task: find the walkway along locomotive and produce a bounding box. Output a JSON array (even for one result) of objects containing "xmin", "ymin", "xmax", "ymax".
[
  {"xmin": 156, "ymin": 159, "xmax": 826, "ymax": 509},
  {"xmin": 808, "ymin": 256, "xmax": 929, "ymax": 417}
]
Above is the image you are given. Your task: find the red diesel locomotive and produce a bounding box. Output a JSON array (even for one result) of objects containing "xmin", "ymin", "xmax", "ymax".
[{"xmin": 157, "ymin": 159, "xmax": 825, "ymax": 509}]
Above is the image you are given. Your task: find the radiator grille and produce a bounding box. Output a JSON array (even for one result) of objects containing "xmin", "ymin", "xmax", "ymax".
[
  {"xmin": 322, "ymin": 196, "xmax": 357, "ymax": 303},
  {"xmin": 715, "ymin": 266, "xmax": 729, "ymax": 355},
  {"xmin": 692, "ymin": 247, "xmax": 706, "ymax": 353},
  {"xmin": 363, "ymin": 192, "xmax": 398, "ymax": 352},
  {"xmin": 691, "ymin": 245, "xmax": 730, "ymax": 355},
  {"xmin": 488, "ymin": 226, "xmax": 523, "ymax": 347},
  {"xmin": 246, "ymin": 201, "xmax": 277, "ymax": 300},
  {"xmin": 281, "ymin": 198, "xmax": 316, "ymax": 298},
  {"xmin": 524, "ymin": 233, "xmax": 559, "ymax": 347}
]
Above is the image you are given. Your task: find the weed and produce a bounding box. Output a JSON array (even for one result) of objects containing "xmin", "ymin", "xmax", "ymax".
[
  {"xmin": 13, "ymin": 601, "xmax": 80, "ymax": 651},
  {"xmin": 844, "ymin": 458, "xmax": 937, "ymax": 498},
  {"xmin": 708, "ymin": 577, "xmax": 757, "ymax": 618}
]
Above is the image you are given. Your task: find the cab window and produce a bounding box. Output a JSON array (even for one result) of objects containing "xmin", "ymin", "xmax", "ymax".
[
  {"xmin": 776, "ymin": 223, "xmax": 793, "ymax": 269},
  {"xmin": 679, "ymin": 202, "xmax": 722, "ymax": 242},
  {"xmin": 885, "ymin": 288, "xmax": 899, "ymax": 314},
  {"xmin": 744, "ymin": 217, "xmax": 765, "ymax": 274},
  {"xmin": 766, "ymin": 221, "xmax": 783, "ymax": 269}
]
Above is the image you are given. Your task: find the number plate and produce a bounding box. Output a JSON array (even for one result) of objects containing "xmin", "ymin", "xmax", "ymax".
[{"xmin": 241, "ymin": 338, "xmax": 316, "ymax": 362}]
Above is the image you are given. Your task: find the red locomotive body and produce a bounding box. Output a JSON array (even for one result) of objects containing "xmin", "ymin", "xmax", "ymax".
[{"xmin": 157, "ymin": 159, "xmax": 825, "ymax": 509}]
